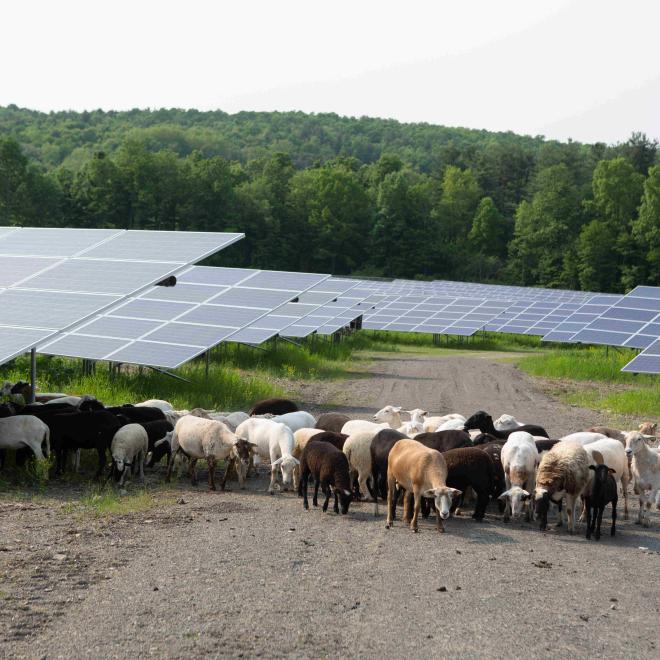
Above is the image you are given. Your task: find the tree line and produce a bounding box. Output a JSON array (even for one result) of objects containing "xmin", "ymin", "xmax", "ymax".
[{"xmin": 0, "ymin": 106, "xmax": 658, "ymax": 292}]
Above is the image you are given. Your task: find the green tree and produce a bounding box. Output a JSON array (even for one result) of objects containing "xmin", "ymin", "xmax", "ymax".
[
  {"xmin": 576, "ymin": 220, "xmax": 619, "ymax": 291},
  {"xmin": 632, "ymin": 165, "xmax": 660, "ymax": 283}
]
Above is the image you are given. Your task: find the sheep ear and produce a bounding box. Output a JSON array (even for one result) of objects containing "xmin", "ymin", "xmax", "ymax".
[
  {"xmin": 591, "ymin": 450, "xmax": 604, "ymax": 465},
  {"xmin": 292, "ymin": 457, "xmax": 300, "ymax": 465},
  {"xmin": 498, "ymin": 490, "xmax": 510, "ymax": 500},
  {"xmin": 272, "ymin": 457, "xmax": 283, "ymax": 466},
  {"xmin": 449, "ymin": 488, "xmax": 462, "ymax": 498},
  {"xmin": 393, "ymin": 406, "xmax": 402, "ymax": 413},
  {"xmin": 422, "ymin": 489, "xmax": 436, "ymax": 498},
  {"xmin": 589, "ymin": 465, "xmax": 596, "ymax": 471},
  {"xmin": 521, "ymin": 490, "xmax": 531, "ymax": 501},
  {"xmin": 608, "ymin": 468, "xmax": 616, "ymax": 474}
]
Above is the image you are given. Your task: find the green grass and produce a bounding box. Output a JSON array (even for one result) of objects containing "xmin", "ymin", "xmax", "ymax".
[
  {"xmin": 76, "ymin": 486, "xmax": 164, "ymax": 517},
  {"xmin": 362, "ymin": 330, "xmax": 542, "ymax": 352}
]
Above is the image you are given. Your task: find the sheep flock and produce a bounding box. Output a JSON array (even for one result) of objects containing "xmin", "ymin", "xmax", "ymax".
[{"xmin": 1, "ymin": 388, "xmax": 658, "ymax": 542}]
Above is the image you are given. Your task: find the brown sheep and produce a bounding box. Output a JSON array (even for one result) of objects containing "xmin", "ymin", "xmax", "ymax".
[
  {"xmin": 315, "ymin": 412, "xmax": 350, "ymax": 433},
  {"xmin": 298, "ymin": 440, "xmax": 352, "ymax": 514},
  {"xmin": 249, "ymin": 398, "xmax": 298, "ymax": 416}
]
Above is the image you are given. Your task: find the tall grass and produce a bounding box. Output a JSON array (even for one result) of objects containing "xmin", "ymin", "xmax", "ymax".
[{"xmin": 362, "ymin": 330, "xmax": 542, "ymax": 352}]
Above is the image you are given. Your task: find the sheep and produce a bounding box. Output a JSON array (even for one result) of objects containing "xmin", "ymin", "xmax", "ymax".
[
  {"xmin": 385, "ymin": 439, "xmax": 461, "ymax": 533},
  {"xmin": 437, "ymin": 418, "xmax": 467, "ymax": 431},
  {"xmin": 494, "ymin": 414, "xmax": 525, "ymax": 431},
  {"xmin": 373, "ymin": 405, "xmax": 404, "ymax": 429},
  {"xmin": 271, "ymin": 410, "xmax": 316, "ymax": 434},
  {"xmin": 298, "ymin": 440, "xmax": 353, "ymax": 514},
  {"xmin": 588, "ymin": 426, "xmax": 625, "ymax": 443},
  {"xmin": 0, "ymin": 416, "xmax": 50, "ymax": 467},
  {"xmin": 624, "ymin": 431, "xmax": 660, "ymax": 527},
  {"xmin": 559, "ymin": 431, "xmax": 607, "ymax": 446},
  {"xmin": 343, "ymin": 430, "xmax": 380, "ymax": 500},
  {"xmin": 463, "ymin": 410, "xmax": 549, "ymax": 439},
  {"xmin": 499, "ymin": 432, "xmax": 540, "ymax": 522},
  {"xmin": 422, "ymin": 413, "xmax": 466, "ymax": 433},
  {"xmin": 135, "ymin": 399, "xmax": 173, "ymax": 412},
  {"xmin": 110, "ymin": 423, "xmax": 148, "ymax": 486},
  {"xmin": 43, "ymin": 395, "xmax": 87, "ymax": 407},
  {"xmin": 341, "ymin": 419, "xmax": 389, "ymax": 437},
  {"xmin": 235, "ymin": 418, "xmax": 298, "ymax": 493},
  {"xmin": 478, "ymin": 441, "xmax": 506, "ymax": 505},
  {"xmin": 440, "ymin": 447, "xmax": 495, "ymax": 520},
  {"xmin": 584, "ymin": 463, "xmax": 618, "ymax": 540},
  {"xmin": 106, "ymin": 405, "xmax": 166, "ymax": 424},
  {"xmin": 292, "ymin": 428, "xmax": 324, "ymax": 489},
  {"xmin": 249, "ymin": 397, "xmax": 298, "ymax": 416},
  {"xmin": 534, "ymin": 442, "xmax": 591, "ymax": 534},
  {"xmin": 397, "ymin": 408, "xmax": 428, "ymax": 435},
  {"xmin": 409, "ymin": 430, "xmax": 472, "ymax": 454},
  {"xmin": 535, "ymin": 438, "xmax": 559, "ymax": 455},
  {"xmin": 137, "ymin": 419, "xmax": 174, "ymax": 467},
  {"xmin": 583, "ymin": 438, "xmax": 629, "ymax": 519},
  {"xmin": 472, "ymin": 432, "xmax": 501, "ymax": 446},
  {"xmin": 638, "ymin": 421, "xmax": 657, "ymax": 438},
  {"xmin": 370, "ymin": 429, "xmax": 409, "ymax": 501},
  {"xmin": 315, "ymin": 412, "xmax": 350, "ymax": 433},
  {"xmin": 310, "ymin": 431, "xmax": 349, "ymax": 451},
  {"xmin": 166, "ymin": 416, "xmax": 247, "ymax": 491}
]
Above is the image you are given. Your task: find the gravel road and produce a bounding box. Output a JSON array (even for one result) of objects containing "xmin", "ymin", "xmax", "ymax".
[{"xmin": 1, "ymin": 352, "xmax": 658, "ymax": 659}]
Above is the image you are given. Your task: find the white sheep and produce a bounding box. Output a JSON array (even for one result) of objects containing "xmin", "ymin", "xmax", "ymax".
[
  {"xmin": 271, "ymin": 411, "xmax": 316, "ymax": 434},
  {"xmin": 499, "ymin": 431, "xmax": 539, "ymax": 521},
  {"xmin": 583, "ymin": 438, "xmax": 630, "ymax": 519},
  {"xmin": 135, "ymin": 399, "xmax": 173, "ymax": 412},
  {"xmin": 0, "ymin": 415, "xmax": 50, "ymax": 462},
  {"xmin": 110, "ymin": 423, "xmax": 148, "ymax": 486},
  {"xmin": 166, "ymin": 416, "xmax": 245, "ymax": 490},
  {"xmin": 342, "ymin": 429, "xmax": 382, "ymax": 499},
  {"xmin": 341, "ymin": 419, "xmax": 389, "ymax": 436},
  {"xmin": 559, "ymin": 431, "xmax": 607, "ymax": 446},
  {"xmin": 292, "ymin": 428, "xmax": 324, "ymax": 489},
  {"xmin": 422, "ymin": 413, "xmax": 466, "ymax": 433},
  {"xmin": 494, "ymin": 414, "xmax": 525, "ymax": 431},
  {"xmin": 437, "ymin": 418, "xmax": 467, "ymax": 431},
  {"xmin": 235, "ymin": 418, "xmax": 298, "ymax": 493},
  {"xmin": 625, "ymin": 431, "xmax": 660, "ymax": 527},
  {"xmin": 373, "ymin": 405, "xmax": 404, "ymax": 429}
]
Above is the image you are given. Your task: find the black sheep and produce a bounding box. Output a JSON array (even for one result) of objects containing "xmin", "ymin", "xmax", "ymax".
[
  {"xmin": 105, "ymin": 405, "xmax": 165, "ymax": 423},
  {"xmin": 138, "ymin": 419, "xmax": 174, "ymax": 467},
  {"xmin": 412, "ymin": 430, "xmax": 472, "ymax": 453},
  {"xmin": 478, "ymin": 441, "xmax": 506, "ymax": 504},
  {"xmin": 535, "ymin": 438, "xmax": 559, "ymax": 454},
  {"xmin": 315, "ymin": 412, "xmax": 350, "ymax": 433},
  {"xmin": 298, "ymin": 440, "xmax": 352, "ymax": 514},
  {"xmin": 463, "ymin": 410, "xmax": 549, "ymax": 439},
  {"xmin": 370, "ymin": 429, "xmax": 409, "ymax": 500},
  {"xmin": 585, "ymin": 464, "xmax": 618, "ymax": 540},
  {"xmin": 249, "ymin": 398, "xmax": 298, "ymax": 416},
  {"xmin": 309, "ymin": 430, "xmax": 349, "ymax": 451},
  {"xmin": 472, "ymin": 432, "xmax": 501, "ymax": 446}
]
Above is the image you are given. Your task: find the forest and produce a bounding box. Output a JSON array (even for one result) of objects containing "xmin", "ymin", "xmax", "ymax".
[{"xmin": 0, "ymin": 105, "xmax": 658, "ymax": 292}]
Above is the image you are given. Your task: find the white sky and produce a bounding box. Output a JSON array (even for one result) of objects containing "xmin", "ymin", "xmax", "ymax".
[{"xmin": 1, "ymin": 0, "xmax": 658, "ymax": 143}]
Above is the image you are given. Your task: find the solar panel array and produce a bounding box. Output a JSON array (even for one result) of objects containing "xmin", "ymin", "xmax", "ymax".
[
  {"xmin": 0, "ymin": 228, "xmax": 243, "ymax": 367},
  {"xmin": 42, "ymin": 266, "xmax": 330, "ymax": 368}
]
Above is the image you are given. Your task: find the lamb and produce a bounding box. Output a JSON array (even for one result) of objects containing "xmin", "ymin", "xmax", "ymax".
[
  {"xmin": 271, "ymin": 410, "xmax": 316, "ymax": 434},
  {"xmin": 135, "ymin": 399, "xmax": 173, "ymax": 412},
  {"xmin": 494, "ymin": 414, "xmax": 525, "ymax": 431},
  {"xmin": 385, "ymin": 439, "xmax": 461, "ymax": 533},
  {"xmin": 464, "ymin": 410, "xmax": 549, "ymax": 439},
  {"xmin": 559, "ymin": 431, "xmax": 607, "ymax": 446},
  {"xmin": 0, "ymin": 416, "xmax": 50, "ymax": 467},
  {"xmin": 235, "ymin": 418, "xmax": 298, "ymax": 493},
  {"xmin": 499, "ymin": 432, "xmax": 540, "ymax": 522},
  {"xmin": 298, "ymin": 440, "xmax": 353, "ymax": 514},
  {"xmin": 249, "ymin": 398, "xmax": 298, "ymax": 416},
  {"xmin": 584, "ymin": 463, "xmax": 618, "ymax": 540},
  {"xmin": 341, "ymin": 419, "xmax": 389, "ymax": 437},
  {"xmin": 534, "ymin": 442, "xmax": 592, "ymax": 534},
  {"xmin": 624, "ymin": 431, "xmax": 660, "ymax": 527},
  {"xmin": 166, "ymin": 415, "xmax": 248, "ymax": 491},
  {"xmin": 110, "ymin": 423, "xmax": 148, "ymax": 486},
  {"xmin": 422, "ymin": 413, "xmax": 466, "ymax": 433},
  {"xmin": 583, "ymin": 438, "xmax": 629, "ymax": 519},
  {"xmin": 315, "ymin": 412, "xmax": 350, "ymax": 433}
]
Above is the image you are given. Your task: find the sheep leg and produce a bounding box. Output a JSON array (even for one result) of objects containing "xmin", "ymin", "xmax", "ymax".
[
  {"xmin": 595, "ymin": 505, "xmax": 604, "ymax": 541},
  {"xmin": 165, "ymin": 448, "xmax": 178, "ymax": 482},
  {"xmin": 321, "ymin": 484, "xmax": 331, "ymax": 512},
  {"xmin": 402, "ymin": 491, "xmax": 411, "ymax": 524},
  {"xmin": 207, "ymin": 456, "xmax": 216, "ymax": 491},
  {"xmin": 385, "ymin": 475, "xmax": 397, "ymax": 529},
  {"xmin": 585, "ymin": 500, "xmax": 593, "ymax": 539},
  {"xmin": 622, "ymin": 473, "xmax": 629, "ymax": 520},
  {"xmin": 566, "ymin": 495, "xmax": 576, "ymax": 534},
  {"xmin": 139, "ymin": 452, "xmax": 145, "ymax": 483},
  {"xmin": 268, "ymin": 465, "xmax": 277, "ymax": 494},
  {"xmin": 293, "ymin": 464, "xmax": 299, "ymax": 492},
  {"xmin": 333, "ymin": 488, "xmax": 339, "ymax": 514},
  {"xmin": 220, "ymin": 458, "xmax": 232, "ymax": 491},
  {"xmin": 410, "ymin": 489, "xmax": 421, "ymax": 533},
  {"xmin": 301, "ymin": 472, "xmax": 309, "ymax": 510},
  {"xmin": 473, "ymin": 488, "xmax": 488, "ymax": 521},
  {"xmin": 313, "ymin": 479, "xmax": 320, "ymax": 507},
  {"xmin": 610, "ymin": 499, "xmax": 617, "ymax": 536},
  {"xmin": 189, "ymin": 458, "xmax": 198, "ymax": 486},
  {"xmin": 95, "ymin": 446, "xmax": 106, "ymax": 480}
]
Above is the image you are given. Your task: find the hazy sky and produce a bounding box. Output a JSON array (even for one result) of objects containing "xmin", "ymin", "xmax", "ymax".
[{"xmin": 2, "ymin": 0, "xmax": 658, "ymax": 143}]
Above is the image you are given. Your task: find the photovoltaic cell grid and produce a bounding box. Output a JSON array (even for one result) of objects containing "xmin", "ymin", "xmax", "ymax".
[
  {"xmin": 41, "ymin": 266, "xmax": 330, "ymax": 368},
  {"xmin": 542, "ymin": 295, "xmax": 624, "ymax": 343},
  {"xmin": 0, "ymin": 228, "xmax": 243, "ymax": 366}
]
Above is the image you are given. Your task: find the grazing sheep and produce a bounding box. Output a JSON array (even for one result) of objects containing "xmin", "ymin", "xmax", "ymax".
[
  {"xmin": 249, "ymin": 398, "xmax": 298, "ymax": 416},
  {"xmin": 499, "ymin": 432, "xmax": 539, "ymax": 522},
  {"xmin": 584, "ymin": 463, "xmax": 618, "ymax": 540},
  {"xmin": 463, "ymin": 410, "xmax": 549, "ymax": 439},
  {"xmin": 271, "ymin": 410, "xmax": 316, "ymax": 434},
  {"xmin": 479, "ymin": 441, "xmax": 506, "ymax": 505},
  {"xmin": 235, "ymin": 418, "xmax": 298, "ymax": 493},
  {"xmin": 371, "ymin": 429, "xmax": 409, "ymax": 500},
  {"xmin": 315, "ymin": 412, "xmax": 350, "ymax": 433},
  {"xmin": 110, "ymin": 423, "xmax": 148, "ymax": 486},
  {"xmin": 0, "ymin": 415, "xmax": 50, "ymax": 467},
  {"xmin": 422, "ymin": 413, "xmax": 466, "ymax": 433},
  {"xmin": 385, "ymin": 439, "xmax": 461, "ymax": 533},
  {"xmin": 310, "ymin": 431, "xmax": 349, "ymax": 451},
  {"xmin": 135, "ymin": 399, "xmax": 173, "ymax": 412},
  {"xmin": 341, "ymin": 419, "xmax": 389, "ymax": 437},
  {"xmin": 166, "ymin": 416, "xmax": 246, "ymax": 491},
  {"xmin": 298, "ymin": 440, "xmax": 352, "ymax": 514},
  {"xmin": 138, "ymin": 419, "xmax": 174, "ymax": 467},
  {"xmin": 534, "ymin": 442, "xmax": 591, "ymax": 534},
  {"xmin": 106, "ymin": 405, "xmax": 166, "ymax": 424},
  {"xmin": 583, "ymin": 438, "xmax": 629, "ymax": 519},
  {"xmin": 441, "ymin": 447, "xmax": 495, "ymax": 520},
  {"xmin": 494, "ymin": 414, "xmax": 525, "ymax": 431},
  {"xmin": 624, "ymin": 431, "xmax": 660, "ymax": 527},
  {"xmin": 588, "ymin": 426, "xmax": 625, "ymax": 443},
  {"xmin": 559, "ymin": 431, "xmax": 607, "ymax": 446},
  {"xmin": 409, "ymin": 430, "xmax": 472, "ymax": 454},
  {"xmin": 343, "ymin": 430, "xmax": 380, "ymax": 500}
]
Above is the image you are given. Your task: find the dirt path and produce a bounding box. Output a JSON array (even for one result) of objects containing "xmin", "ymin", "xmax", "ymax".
[{"xmin": 2, "ymin": 352, "xmax": 659, "ymax": 659}]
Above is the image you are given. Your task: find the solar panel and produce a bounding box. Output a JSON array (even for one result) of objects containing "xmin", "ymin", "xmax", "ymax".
[{"xmin": 0, "ymin": 228, "xmax": 244, "ymax": 366}]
